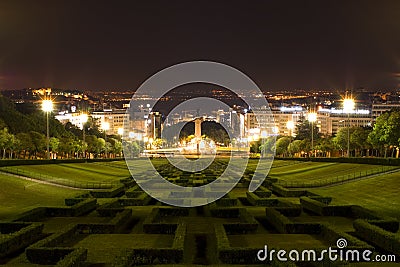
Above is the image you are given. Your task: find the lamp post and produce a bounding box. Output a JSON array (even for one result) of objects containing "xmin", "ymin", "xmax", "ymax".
[
  {"xmin": 117, "ymin": 127, "xmax": 124, "ymax": 136},
  {"xmin": 102, "ymin": 122, "xmax": 110, "ymax": 158},
  {"xmin": 42, "ymin": 99, "xmax": 53, "ymax": 160},
  {"xmin": 343, "ymin": 98, "xmax": 355, "ymax": 158},
  {"xmin": 286, "ymin": 120, "xmax": 294, "ymax": 140},
  {"xmin": 80, "ymin": 113, "xmax": 88, "ymax": 159},
  {"xmin": 308, "ymin": 112, "xmax": 317, "ymax": 157},
  {"xmin": 286, "ymin": 120, "xmax": 294, "ymax": 156}
]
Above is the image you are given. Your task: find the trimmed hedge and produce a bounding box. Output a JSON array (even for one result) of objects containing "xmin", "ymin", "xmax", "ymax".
[
  {"xmin": 246, "ymin": 192, "xmax": 278, "ymax": 206},
  {"xmin": 90, "ymin": 185, "xmax": 125, "ymax": 198},
  {"xmin": 113, "ymin": 223, "xmax": 186, "ymax": 266},
  {"xmin": 274, "ymin": 206, "xmax": 302, "ymax": 217},
  {"xmin": 300, "ymin": 197, "xmax": 352, "ymax": 216},
  {"xmin": 26, "ymin": 224, "xmax": 79, "ymax": 264},
  {"xmin": 223, "ymin": 209, "xmax": 258, "ymax": 234},
  {"xmin": 97, "ymin": 201, "xmax": 124, "ymax": 217},
  {"xmin": 265, "ymin": 208, "xmax": 294, "ymax": 234},
  {"xmin": 215, "ymin": 193, "xmax": 238, "ymax": 207},
  {"xmin": 209, "ymin": 208, "xmax": 258, "ymax": 234},
  {"xmin": 272, "ymin": 184, "xmax": 309, "ymax": 197},
  {"xmin": 320, "ymin": 223, "xmax": 373, "ymax": 250},
  {"xmin": 13, "ymin": 207, "xmax": 47, "ymax": 222},
  {"xmin": 215, "ymin": 223, "xmax": 296, "ymax": 265},
  {"xmin": 143, "ymin": 208, "xmax": 189, "ymax": 234},
  {"xmin": 46, "ymin": 199, "xmax": 97, "ymax": 217},
  {"xmin": 353, "ymin": 219, "xmax": 400, "ymax": 256},
  {"xmin": 78, "ymin": 209, "xmax": 132, "ymax": 234},
  {"xmin": 119, "ymin": 194, "xmax": 151, "ymax": 206},
  {"xmin": 55, "ymin": 247, "xmax": 87, "ymax": 267},
  {"xmin": 0, "ymin": 222, "xmax": 44, "ymax": 258}
]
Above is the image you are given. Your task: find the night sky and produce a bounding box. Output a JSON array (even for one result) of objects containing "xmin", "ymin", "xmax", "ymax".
[{"xmin": 1, "ymin": 0, "xmax": 400, "ymax": 91}]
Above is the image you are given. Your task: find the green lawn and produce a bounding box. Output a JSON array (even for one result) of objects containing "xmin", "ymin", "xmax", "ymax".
[
  {"xmin": 268, "ymin": 161, "xmax": 397, "ymax": 186},
  {"xmin": 310, "ymin": 172, "xmax": 400, "ymax": 220},
  {"xmin": 0, "ymin": 173, "xmax": 83, "ymax": 220},
  {"xmin": 0, "ymin": 162, "xmax": 131, "ymax": 187}
]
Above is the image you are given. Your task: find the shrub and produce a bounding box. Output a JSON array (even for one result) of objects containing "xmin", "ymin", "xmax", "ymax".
[
  {"xmin": 55, "ymin": 247, "xmax": 87, "ymax": 267},
  {"xmin": 0, "ymin": 223, "xmax": 44, "ymax": 258},
  {"xmin": 78, "ymin": 209, "xmax": 132, "ymax": 234},
  {"xmin": 143, "ymin": 208, "xmax": 188, "ymax": 234},
  {"xmin": 46, "ymin": 199, "xmax": 97, "ymax": 217},
  {"xmin": 90, "ymin": 185, "xmax": 125, "ymax": 198},
  {"xmin": 300, "ymin": 197, "xmax": 352, "ymax": 216},
  {"xmin": 320, "ymin": 223, "xmax": 373, "ymax": 250},
  {"xmin": 272, "ymin": 184, "xmax": 308, "ymax": 197},
  {"xmin": 353, "ymin": 219, "xmax": 400, "ymax": 255},
  {"xmin": 246, "ymin": 192, "xmax": 278, "ymax": 206},
  {"xmin": 265, "ymin": 208, "xmax": 294, "ymax": 234},
  {"xmin": 26, "ymin": 224, "xmax": 79, "ymax": 264},
  {"xmin": 13, "ymin": 207, "xmax": 47, "ymax": 222},
  {"xmin": 112, "ymin": 223, "xmax": 186, "ymax": 266}
]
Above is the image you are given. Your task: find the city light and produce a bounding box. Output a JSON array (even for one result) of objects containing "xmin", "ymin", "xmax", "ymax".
[
  {"xmin": 308, "ymin": 112, "xmax": 317, "ymax": 122},
  {"xmin": 261, "ymin": 130, "xmax": 268, "ymax": 138},
  {"xmin": 42, "ymin": 99, "xmax": 53, "ymax": 112},
  {"xmin": 102, "ymin": 122, "xmax": 110, "ymax": 131},
  {"xmin": 118, "ymin": 128, "xmax": 124, "ymax": 135},
  {"xmin": 42, "ymin": 99, "xmax": 53, "ymax": 160},
  {"xmin": 80, "ymin": 113, "xmax": 88, "ymax": 124},
  {"xmin": 343, "ymin": 97, "xmax": 355, "ymax": 158},
  {"xmin": 286, "ymin": 120, "xmax": 295, "ymax": 130},
  {"xmin": 343, "ymin": 98, "xmax": 355, "ymax": 113}
]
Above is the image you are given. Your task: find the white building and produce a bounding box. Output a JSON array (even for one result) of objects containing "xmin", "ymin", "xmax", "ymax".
[
  {"xmin": 55, "ymin": 112, "xmax": 87, "ymax": 130},
  {"xmin": 91, "ymin": 109, "xmax": 130, "ymax": 136},
  {"xmin": 317, "ymin": 108, "xmax": 372, "ymax": 136},
  {"xmin": 372, "ymin": 103, "xmax": 400, "ymax": 121},
  {"xmin": 271, "ymin": 106, "xmax": 306, "ymax": 136}
]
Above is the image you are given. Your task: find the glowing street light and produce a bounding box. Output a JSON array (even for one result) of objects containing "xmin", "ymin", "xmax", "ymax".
[
  {"xmin": 42, "ymin": 100, "xmax": 53, "ymax": 112},
  {"xmin": 286, "ymin": 120, "xmax": 294, "ymax": 135},
  {"xmin": 42, "ymin": 99, "xmax": 53, "ymax": 160},
  {"xmin": 343, "ymin": 98, "xmax": 355, "ymax": 113},
  {"xmin": 80, "ymin": 113, "xmax": 88, "ymax": 159},
  {"xmin": 308, "ymin": 112, "xmax": 317, "ymax": 157},
  {"xmin": 102, "ymin": 122, "xmax": 110, "ymax": 131},
  {"xmin": 343, "ymin": 97, "xmax": 355, "ymax": 157},
  {"xmin": 117, "ymin": 127, "xmax": 124, "ymax": 136}
]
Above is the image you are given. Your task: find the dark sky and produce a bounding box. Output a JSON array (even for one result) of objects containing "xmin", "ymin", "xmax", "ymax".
[{"xmin": 1, "ymin": 0, "xmax": 400, "ymax": 91}]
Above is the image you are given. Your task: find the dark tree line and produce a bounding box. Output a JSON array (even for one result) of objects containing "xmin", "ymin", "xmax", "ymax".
[{"xmin": 0, "ymin": 94, "xmax": 135, "ymax": 159}]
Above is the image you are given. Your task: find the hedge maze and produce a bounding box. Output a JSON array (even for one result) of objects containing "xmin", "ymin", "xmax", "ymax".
[{"xmin": 1, "ymin": 160, "xmax": 399, "ymax": 266}]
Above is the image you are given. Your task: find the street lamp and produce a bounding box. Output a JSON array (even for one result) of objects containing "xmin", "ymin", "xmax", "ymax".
[
  {"xmin": 42, "ymin": 99, "xmax": 53, "ymax": 160},
  {"xmin": 117, "ymin": 127, "xmax": 124, "ymax": 136},
  {"xmin": 308, "ymin": 112, "xmax": 317, "ymax": 157},
  {"xmin": 286, "ymin": 120, "xmax": 294, "ymax": 138},
  {"xmin": 343, "ymin": 98, "xmax": 355, "ymax": 157},
  {"xmin": 102, "ymin": 122, "xmax": 110, "ymax": 158},
  {"xmin": 80, "ymin": 113, "xmax": 88, "ymax": 159},
  {"xmin": 286, "ymin": 120, "xmax": 295, "ymax": 157}
]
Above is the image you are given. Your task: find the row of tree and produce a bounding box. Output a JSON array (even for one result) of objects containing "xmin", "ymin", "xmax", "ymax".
[
  {"xmin": 0, "ymin": 125, "xmax": 129, "ymax": 159},
  {"xmin": 0, "ymin": 94, "xmax": 140, "ymax": 159},
  {"xmin": 258, "ymin": 109, "xmax": 400, "ymax": 158}
]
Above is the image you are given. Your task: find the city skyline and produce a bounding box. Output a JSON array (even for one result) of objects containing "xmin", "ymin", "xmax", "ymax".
[{"xmin": 1, "ymin": 1, "xmax": 400, "ymax": 91}]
